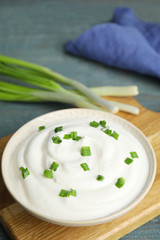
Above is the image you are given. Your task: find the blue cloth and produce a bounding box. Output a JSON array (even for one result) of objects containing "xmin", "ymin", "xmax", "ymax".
[{"xmin": 65, "ymin": 7, "xmax": 160, "ymax": 78}]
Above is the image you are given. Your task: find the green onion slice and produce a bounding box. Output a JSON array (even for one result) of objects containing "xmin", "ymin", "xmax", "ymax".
[
  {"xmin": 99, "ymin": 120, "xmax": 106, "ymax": 128},
  {"xmin": 43, "ymin": 169, "xmax": 53, "ymax": 178},
  {"xmin": 39, "ymin": 126, "xmax": 45, "ymax": 131},
  {"xmin": 124, "ymin": 157, "xmax": 133, "ymax": 165},
  {"xmin": 52, "ymin": 136, "xmax": 62, "ymax": 144},
  {"xmin": 75, "ymin": 136, "xmax": 82, "ymax": 141},
  {"xmin": 19, "ymin": 167, "xmax": 30, "ymax": 179},
  {"xmin": 63, "ymin": 134, "xmax": 71, "ymax": 139},
  {"xmin": 59, "ymin": 188, "xmax": 77, "ymax": 197},
  {"xmin": 59, "ymin": 189, "xmax": 70, "ymax": 197},
  {"xmin": 96, "ymin": 175, "xmax": 104, "ymax": 181},
  {"xmin": 80, "ymin": 163, "xmax": 90, "ymax": 171},
  {"xmin": 54, "ymin": 126, "xmax": 63, "ymax": 133},
  {"xmin": 70, "ymin": 188, "xmax": 77, "ymax": 197},
  {"xmin": 130, "ymin": 152, "xmax": 139, "ymax": 158},
  {"xmin": 112, "ymin": 131, "xmax": 119, "ymax": 140},
  {"xmin": 81, "ymin": 146, "xmax": 91, "ymax": 156},
  {"xmin": 115, "ymin": 177, "xmax": 125, "ymax": 188},
  {"xmin": 71, "ymin": 131, "xmax": 77, "ymax": 140},
  {"xmin": 90, "ymin": 121, "xmax": 99, "ymax": 128},
  {"xmin": 50, "ymin": 162, "xmax": 59, "ymax": 171},
  {"xmin": 104, "ymin": 129, "xmax": 112, "ymax": 136}
]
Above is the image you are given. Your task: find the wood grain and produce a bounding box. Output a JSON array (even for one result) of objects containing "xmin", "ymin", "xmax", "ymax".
[
  {"xmin": 0, "ymin": 97, "xmax": 160, "ymax": 240},
  {"xmin": 0, "ymin": 134, "xmax": 13, "ymax": 210}
]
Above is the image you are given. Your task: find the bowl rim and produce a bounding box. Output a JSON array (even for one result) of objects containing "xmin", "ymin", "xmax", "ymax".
[{"xmin": 1, "ymin": 108, "xmax": 157, "ymax": 226}]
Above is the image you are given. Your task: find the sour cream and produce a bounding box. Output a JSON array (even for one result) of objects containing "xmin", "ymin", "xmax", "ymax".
[{"xmin": 7, "ymin": 116, "xmax": 149, "ymax": 221}]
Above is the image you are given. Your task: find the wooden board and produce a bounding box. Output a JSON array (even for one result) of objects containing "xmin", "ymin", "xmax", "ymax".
[{"xmin": 0, "ymin": 97, "xmax": 160, "ymax": 240}]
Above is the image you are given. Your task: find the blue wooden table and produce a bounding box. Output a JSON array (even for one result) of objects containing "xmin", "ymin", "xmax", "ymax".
[{"xmin": 0, "ymin": 0, "xmax": 160, "ymax": 239}]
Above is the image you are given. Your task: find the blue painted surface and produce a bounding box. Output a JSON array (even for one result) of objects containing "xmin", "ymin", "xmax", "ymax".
[{"xmin": 0, "ymin": 0, "xmax": 159, "ymax": 239}]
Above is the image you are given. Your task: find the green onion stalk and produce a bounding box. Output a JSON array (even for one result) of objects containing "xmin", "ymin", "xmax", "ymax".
[{"xmin": 0, "ymin": 55, "xmax": 139, "ymax": 114}]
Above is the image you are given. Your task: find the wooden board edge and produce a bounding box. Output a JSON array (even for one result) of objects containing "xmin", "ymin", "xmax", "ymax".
[
  {"xmin": 106, "ymin": 203, "xmax": 160, "ymax": 240},
  {"xmin": 0, "ymin": 212, "xmax": 15, "ymax": 240}
]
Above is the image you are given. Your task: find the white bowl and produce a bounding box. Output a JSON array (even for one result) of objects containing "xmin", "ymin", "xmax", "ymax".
[{"xmin": 1, "ymin": 109, "xmax": 156, "ymax": 226}]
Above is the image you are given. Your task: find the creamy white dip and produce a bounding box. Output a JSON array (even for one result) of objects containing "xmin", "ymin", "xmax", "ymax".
[{"xmin": 8, "ymin": 117, "xmax": 149, "ymax": 221}]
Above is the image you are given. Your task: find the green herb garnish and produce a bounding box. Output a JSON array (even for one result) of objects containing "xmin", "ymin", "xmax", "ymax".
[
  {"xmin": 124, "ymin": 157, "xmax": 133, "ymax": 165},
  {"xmin": 52, "ymin": 136, "xmax": 62, "ymax": 144},
  {"xmin": 81, "ymin": 146, "xmax": 91, "ymax": 156},
  {"xmin": 59, "ymin": 189, "xmax": 70, "ymax": 197},
  {"xmin": 50, "ymin": 162, "xmax": 59, "ymax": 171},
  {"xmin": 75, "ymin": 136, "xmax": 82, "ymax": 141},
  {"xmin": 70, "ymin": 188, "xmax": 77, "ymax": 197},
  {"xmin": 130, "ymin": 152, "xmax": 139, "ymax": 158},
  {"xmin": 39, "ymin": 126, "xmax": 45, "ymax": 131},
  {"xmin": 43, "ymin": 169, "xmax": 53, "ymax": 178},
  {"xmin": 59, "ymin": 188, "xmax": 77, "ymax": 197},
  {"xmin": 19, "ymin": 167, "xmax": 30, "ymax": 179},
  {"xmin": 80, "ymin": 163, "xmax": 90, "ymax": 171},
  {"xmin": 104, "ymin": 129, "xmax": 112, "ymax": 136},
  {"xmin": 54, "ymin": 126, "xmax": 63, "ymax": 133},
  {"xmin": 63, "ymin": 134, "xmax": 71, "ymax": 139},
  {"xmin": 112, "ymin": 131, "xmax": 119, "ymax": 140},
  {"xmin": 90, "ymin": 121, "xmax": 99, "ymax": 128},
  {"xmin": 96, "ymin": 175, "xmax": 104, "ymax": 181},
  {"xmin": 115, "ymin": 177, "xmax": 125, "ymax": 188},
  {"xmin": 71, "ymin": 131, "xmax": 77, "ymax": 140},
  {"xmin": 99, "ymin": 120, "xmax": 106, "ymax": 128}
]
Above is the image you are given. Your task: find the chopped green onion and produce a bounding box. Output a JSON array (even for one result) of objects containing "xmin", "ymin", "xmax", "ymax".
[
  {"xmin": 104, "ymin": 129, "xmax": 112, "ymax": 136},
  {"xmin": 90, "ymin": 121, "xmax": 99, "ymax": 128},
  {"xmin": 54, "ymin": 126, "xmax": 63, "ymax": 133},
  {"xmin": 80, "ymin": 163, "xmax": 90, "ymax": 171},
  {"xmin": 19, "ymin": 167, "xmax": 25, "ymax": 171},
  {"xmin": 112, "ymin": 131, "xmax": 119, "ymax": 140},
  {"xmin": 75, "ymin": 136, "xmax": 82, "ymax": 141},
  {"xmin": 99, "ymin": 120, "xmax": 106, "ymax": 128},
  {"xmin": 124, "ymin": 157, "xmax": 133, "ymax": 165},
  {"xmin": 71, "ymin": 131, "xmax": 77, "ymax": 140},
  {"xmin": 104, "ymin": 128, "xmax": 119, "ymax": 140},
  {"xmin": 96, "ymin": 175, "xmax": 104, "ymax": 181},
  {"xmin": 81, "ymin": 146, "xmax": 91, "ymax": 156},
  {"xmin": 50, "ymin": 162, "xmax": 59, "ymax": 171},
  {"xmin": 59, "ymin": 189, "xmax": 70, "ymax": 197},
  {"xmin": 39, "ymin": 126, "xmax": 45, "ymax": 131},
  {"xmin": 115, "ymin": 177, "xmax": 125, "ymax": 188},
  {"xmin": 59, "ymin": 188, "xmax": 76, "ymax": 197},
  {"xmin": 52, "ymin": 136, "xmax": 62, "ymax": 144},
  {"xmin": 70, "ymin": 188, "xmax": 77, "ymax": 197},
  {"xmin": 130, "ymin": 152, "xmax": 139, "ymax": 158},
  {"xmin": 43, "ymin": 169, "xmax": 53, "ymax": 178},
  {"xmin": 64, "ymin": 132, "xmax": 82, "ymax": 141},
  {"xmin": 19, "ymin": 167, "xmax": 30, "ymax": 179},
  {"xmin": 63, "ymin": 134, "xmax": 71, "ymax": 139}
]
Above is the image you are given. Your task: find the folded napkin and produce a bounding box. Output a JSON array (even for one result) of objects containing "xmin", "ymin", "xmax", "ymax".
[{"xmin": 65, "ymin": 7, "xmax": 160, "ymax": 78}]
